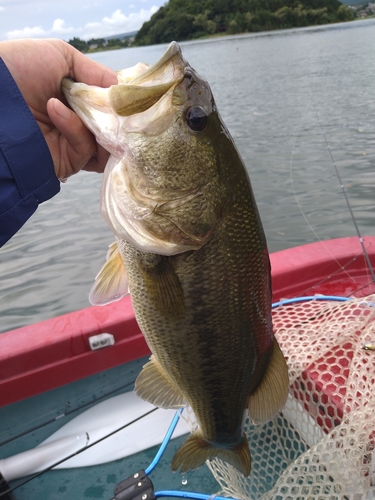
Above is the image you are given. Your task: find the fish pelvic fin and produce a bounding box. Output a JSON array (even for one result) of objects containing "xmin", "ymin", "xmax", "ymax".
[
  {"xmin": 171, "ymin": 431, "xmax": 251, "ymax": 477},
  {"xmin": 248, "ymin": 338, "xmax": 289, "ymax": 424},
  {"xmin": 89, "ymin": 242, "xmax": 129, "ymax": 306},
  {"xmin": 135, "ymin": 355, "xmax": 186, "ymax": 409}
]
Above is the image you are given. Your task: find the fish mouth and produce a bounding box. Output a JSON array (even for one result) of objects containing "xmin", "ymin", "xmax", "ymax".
[
  {"xmin": 62, "ymin": 42, "xmax": 186, "ymax": 126},
  {"xmin": 124, "ymin": 41, "xmax": 185, "ymax": 87},
  {"xmin": 108, "ymin": 42, "xmax": 187, "ymax": 117}
]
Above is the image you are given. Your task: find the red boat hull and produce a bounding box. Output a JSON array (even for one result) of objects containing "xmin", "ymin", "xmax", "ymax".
[{"xmin": 1, "ymin": 236, "xmax": 374, "ymax": 408}]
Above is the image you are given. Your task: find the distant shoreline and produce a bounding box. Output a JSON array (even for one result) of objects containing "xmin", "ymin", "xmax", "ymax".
[{"xmin": 85, "ymin": 17, "xmax": 374, "ymax": 54}]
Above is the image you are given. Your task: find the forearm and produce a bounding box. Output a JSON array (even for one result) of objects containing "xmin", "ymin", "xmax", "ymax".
[{"xmin": 0, "ymin": 58, "xmax": 60, "ymax": 247}]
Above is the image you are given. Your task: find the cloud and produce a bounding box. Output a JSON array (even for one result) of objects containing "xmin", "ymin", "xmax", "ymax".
[
  {"xmin": 6, "ymin": 26, "xmax": 47, "ymax": 39},
  {"xmin": 6, "ymin": 18, "xmax": 74, "ymax": 39},
  {"xmin": 81, "ymin": 7, "xmax": 158, "ymax": 40},
  {"xmin": 51, "ymin": 18, "xmax": 75, "ymax": 34},
  {"xmin": 4, "ymin": 6, "xmax": 159, "ymax": 41}
]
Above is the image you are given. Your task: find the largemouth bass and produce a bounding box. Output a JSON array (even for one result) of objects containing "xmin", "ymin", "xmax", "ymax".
[{"xmin": 62, "ymin": 42, "xmax": 289, "ymax": 476}]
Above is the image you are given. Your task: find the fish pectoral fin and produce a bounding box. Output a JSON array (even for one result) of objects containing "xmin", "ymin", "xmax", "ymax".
[
  {"xmin": 171, "ymin": 431, "xmax": 251, "ymax": 477},
  {"xmin": 248, "ymin": 339, "xmax": 289, "ymax": 424},
  {"xmin": 140, "ymin": 255, "xmax": 185, "ymax": 319},
  {"xmin": 89, "ymin": 242, "xmax": 129, "ymax": 306},
  {"xmin": 135, "ymin": 355, "xmax": 186, "ymax": 409}
]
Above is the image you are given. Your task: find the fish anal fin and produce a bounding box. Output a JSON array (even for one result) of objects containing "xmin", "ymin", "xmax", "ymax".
[
  {"xmin": 135, "ymin": 355, "xmax": 186, "ymax": 409},
  {"xmin": 248, "ymin": 339, "xmax": 289, "ymax": 424},
  {"xmin": 89, "ymin": 242, "xmax": 129, "ymax": 306},
  {"xmin": 171, "ymin": 432, "xmax": 251, "ymax": 477}
]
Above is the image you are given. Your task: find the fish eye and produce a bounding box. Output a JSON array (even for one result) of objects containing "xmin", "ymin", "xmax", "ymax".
[{"xmin": 185, "ymin": 106, "xmax": 208, "ymax": 132}]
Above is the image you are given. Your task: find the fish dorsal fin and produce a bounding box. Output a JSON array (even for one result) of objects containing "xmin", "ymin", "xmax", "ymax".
[
  {"xmin": 171, "ymin": 431, "xmax": 251, "ymax": 476},
  {"xmin": 248, "ymin": 339, "xmax": 289, "ymax": 424},
  {"xmin": 89, "ymin": 242, "xmax": 129, "ymax": 306},
  {"xmin": 135, "ymin": 355, "xmax": 186, "ymax": 409}
]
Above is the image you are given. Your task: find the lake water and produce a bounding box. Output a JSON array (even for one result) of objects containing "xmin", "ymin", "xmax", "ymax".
[{"xmin": 0, "ymin": 19, "xmax": 374, "ymax": 333}]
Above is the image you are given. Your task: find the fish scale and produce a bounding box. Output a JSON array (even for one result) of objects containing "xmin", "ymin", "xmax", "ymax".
[
  {"xmin": 62, "ymin": 41, "xmax": 289, "ymax": 476},
  {"xmin": 119, "ymin": 167, "xmax": 273, "ymax": 448}
]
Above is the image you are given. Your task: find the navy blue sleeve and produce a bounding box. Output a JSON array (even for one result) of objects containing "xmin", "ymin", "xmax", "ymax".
[{"xmin": 0, "ymin": 58, "xmax": 60, "ymax": 247}]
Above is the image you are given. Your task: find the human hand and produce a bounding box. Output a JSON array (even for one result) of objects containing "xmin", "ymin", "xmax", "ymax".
[{"xmin": 0, "ymin": 39, "xmax": 118, "ymax": 180}]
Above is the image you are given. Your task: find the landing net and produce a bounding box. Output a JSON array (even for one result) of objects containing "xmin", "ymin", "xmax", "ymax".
[{"xmin": 204, "ymin": 294, "xmax": 375, "ymax": 499}]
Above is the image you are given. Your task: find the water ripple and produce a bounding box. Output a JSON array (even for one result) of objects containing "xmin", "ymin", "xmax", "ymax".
[{"xmin": 1, "ymin": 21, "xmax": 374, "ymax": 332}]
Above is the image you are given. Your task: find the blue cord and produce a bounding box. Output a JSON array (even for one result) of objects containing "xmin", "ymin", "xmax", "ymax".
[
  {"xmin": 146, "ymin": 410, "xmax": 240, "ymax": 499},
  {"xmin": 272, "ymin": 295, "xmax": 350, "ymax": 308},
  {"xmin": 145, "ymin": 408, "xmax": 183, "ymax": 475},
  {"xmin": 155, "ymin": 491, "xmax": 238, "ymax": 500}
]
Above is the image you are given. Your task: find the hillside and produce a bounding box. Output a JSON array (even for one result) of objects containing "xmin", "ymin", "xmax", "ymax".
[{"xmin": 134, "ymin": 0, "xmax": 356, "ymax": 46}]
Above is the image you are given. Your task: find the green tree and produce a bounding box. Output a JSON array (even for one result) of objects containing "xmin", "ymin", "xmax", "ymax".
[
  {"xmin": 206, "ymin": 20, "xmax": 217, "ymax": 34},
  {"xmin": 68, "ymin": 37, "xmax": 87, "ymax": 52},
  {"xmin": 228, "ymin": 19, "xmax": 239, "ymax": 34},
  {"xmin": 337, "ymin": 4, "xmax": 356, "ymax": 21},
  {"xmin": 193, "ymin": 11, "xmax": 209, "ymax": 30},
  {"xmin": 133, "ymin": 0, "xmax": 355, "ymax": 46},
  {"xmin": 87, "ymin": 38, "xmax": 106, "ymax": 47}
]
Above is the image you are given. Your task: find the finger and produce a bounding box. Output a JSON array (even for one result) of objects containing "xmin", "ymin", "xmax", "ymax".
[
  {"xmin": 83, "ymin": 144, "xmax": 110, "ymax": 173},
  {"xmin": 47, "ymin": 98, "xmax": 96, "ymax": 178},
  {"xmin": 48, "ymin": 98, "xmax": 110, "ymax": 174}
]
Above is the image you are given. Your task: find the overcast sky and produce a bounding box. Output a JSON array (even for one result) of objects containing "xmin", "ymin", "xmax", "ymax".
[{"xmin": 0, "ymin": 0, "xmax": 166, "ymax": 42}]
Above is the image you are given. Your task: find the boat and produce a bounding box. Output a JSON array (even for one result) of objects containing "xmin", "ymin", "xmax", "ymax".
[{"xmin": 1, "ymin": 235, "xmax": 374, "ymax": 499}]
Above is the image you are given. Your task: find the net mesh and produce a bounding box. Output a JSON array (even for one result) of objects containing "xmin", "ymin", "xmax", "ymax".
[{"xmin": 203, "ymin": 294, "xmax": 375, "ymax": 499}]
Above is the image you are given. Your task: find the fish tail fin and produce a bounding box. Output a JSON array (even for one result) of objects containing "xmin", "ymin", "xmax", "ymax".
[
  {"xmin": 171, "ymin": 431, "xmax": 251, "ymax": 477},
  {"xmin": 248, "ymin": 338, "xmax": 289, "ymax": 424}
]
